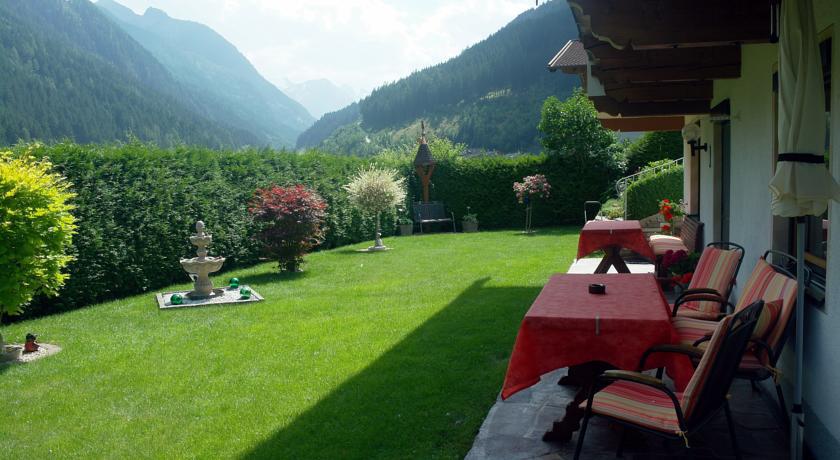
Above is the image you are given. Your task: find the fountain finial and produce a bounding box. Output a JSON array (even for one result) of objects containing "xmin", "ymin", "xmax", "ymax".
[{"xmin": 196, "ymin": 220, "xmax": 205, "ymax": 236}]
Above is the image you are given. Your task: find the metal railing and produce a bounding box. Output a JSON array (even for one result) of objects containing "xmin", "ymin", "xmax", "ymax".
[{"xmin": 615, "ymin": 157, "xmax": 683, "ymax": 219}]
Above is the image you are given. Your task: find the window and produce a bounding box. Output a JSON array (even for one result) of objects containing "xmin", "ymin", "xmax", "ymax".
[{"xmin": 804, "ymin": 37, "xmax": 831, "ymax": 268}]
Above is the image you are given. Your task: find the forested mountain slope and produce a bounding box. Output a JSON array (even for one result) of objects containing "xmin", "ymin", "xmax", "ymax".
[
  {"xmin": 96, "ymin": 0, "xmax": 313, "ymax": 148},
  {"xmin": 297, "ymin": 0, "xmax": 578, "ymax": 154},
  {"xmin": 0, "ymin": 0, "xmax": 259, "ymax": 148}
]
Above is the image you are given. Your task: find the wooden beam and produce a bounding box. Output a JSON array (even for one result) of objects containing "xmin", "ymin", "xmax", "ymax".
[
  {"xmin": 584, "ymin": 39, "xmax": 741, "ymax": 71},
  {"xmin": 592, "ymin": 64, "xmax": 739, "ymax": 84},
  {"xmin": 603, "ymin": 81, "xmax": 713, "ymax": 103},
  {"xmin": 592, "ymin": 96, "xmax": 710, "ymax": 117},
  {"xmin": 571, "ymin": 0, "xmax": 771, "ymax": 49},
  {"xmin": 599, "ymin": 116, "xmax": 685, "ymax": 132}
]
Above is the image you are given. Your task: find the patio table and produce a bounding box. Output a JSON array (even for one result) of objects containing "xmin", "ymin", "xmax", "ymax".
[
  {"xmin": 577, "ymin": 220, "xmax": 655, "ymax": 273},
  {"xmin": 501, "ymin": 273, "xmax": 693, "ymax": 442}
]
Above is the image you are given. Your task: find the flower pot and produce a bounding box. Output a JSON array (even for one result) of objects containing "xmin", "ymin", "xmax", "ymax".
[
  {"xmin": 462, "ymin": 221, "xmax": 478, "ymax": 233},
  {"xmin": 1, "ymin": 344, "xmax": 23, "ymax": 362},
  {"xmin": 399, "ymin": 224, "xmax": 413, "ymax": 236}
]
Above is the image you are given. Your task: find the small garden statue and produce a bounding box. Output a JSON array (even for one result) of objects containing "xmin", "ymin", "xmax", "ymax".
[
  {"xmin": 345, "ymin": 166, "xmax": 407, "ymax": 251},
  {"xmin": 250, "ymin": 184, "xmax": 327, "ymax": 272},
  {"xmin": 24, "ymin": 333, "xmax": 39, "ymax": 353},
  {"xmin": 513, "ymin": 174, "xmax": 551, "ymax": 234}
]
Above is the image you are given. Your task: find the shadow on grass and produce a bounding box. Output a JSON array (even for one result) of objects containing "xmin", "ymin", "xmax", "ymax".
[
  {"xmin": 242, "ymin": 270, "xmax": 310, "ymax": 286},
  {"xmin": 242, "ymin": 278, "xmax": 541, "ymax": 459}
]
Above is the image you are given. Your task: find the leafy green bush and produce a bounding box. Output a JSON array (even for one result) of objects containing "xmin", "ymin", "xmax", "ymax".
[
  {"xmin": 0, "ymin": 150, "xmax": 76, "ymax": 316},
  {"xmin": 623, "ymin": 131, "xmax": 683, "ymax": 174},
  {"xmin": 625, "ymin": 166, "xmax": 684, "ymax": 220}
]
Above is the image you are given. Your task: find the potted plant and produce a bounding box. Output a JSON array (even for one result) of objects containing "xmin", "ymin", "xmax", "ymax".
[
  {"xmin": 0, "ymin": 332, "xmax": 22, "ymax": 362},
  {"xmin": 657, "ymin": 198, "xmax": 683, "ymax": 235},
  {"xmin": 398, "ymin": 216, "xmax": 414, "ymax": 236},
  {"xmin": 661, "ymin": 249, "xmax": 700, "ymax": 289},
  {"xmin": 462, "ymin": 207, "xmax": 478, "ymax": 232}
]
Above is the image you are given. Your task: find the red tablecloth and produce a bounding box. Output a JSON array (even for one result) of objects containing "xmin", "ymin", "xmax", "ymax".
[
  {"xmin": 501, "ymin": 273, "xmax": 693, "ymax": 400},
  {"xmin": 577, "ymin": 220, "xmax": 655, "ymax": 261}
]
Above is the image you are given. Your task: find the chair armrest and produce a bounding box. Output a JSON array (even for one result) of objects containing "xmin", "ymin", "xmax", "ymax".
[
  {"xmin": 692, "ymin": 335, "xmax": 712, "ymax": 348},
  {"xmin": 672, "ymin": 293, "xmax": 734, "ymax": 317},
  {"xmin": 601, "ymin": 370, "xmax": 666, "ymax": 388},
  {"xmin": 639, "ymin": 344, "xmax": 705, "ymax": 370},
  {"xmin": 749, "ymin": 338, "xmax": 777, "ymax": 365},
  {"xmin": 675, "ymin": 288, "xmax": 722, "ymax": 301}
]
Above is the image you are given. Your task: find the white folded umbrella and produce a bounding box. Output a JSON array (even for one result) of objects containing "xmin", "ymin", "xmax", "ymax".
[{"xmin": 769, "ymin": 1, "xmax": 840, "ymax": 459}]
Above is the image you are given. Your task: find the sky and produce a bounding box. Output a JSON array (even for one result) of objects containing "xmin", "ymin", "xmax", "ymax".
[{"xmin": 114, "ymin": 0, "xmax": 537, "ymax": 98}]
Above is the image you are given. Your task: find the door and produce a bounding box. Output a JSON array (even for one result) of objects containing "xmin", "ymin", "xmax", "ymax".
[{"xmin": 720, "ymin": 121, "xmax": 732, "ymax": 242}]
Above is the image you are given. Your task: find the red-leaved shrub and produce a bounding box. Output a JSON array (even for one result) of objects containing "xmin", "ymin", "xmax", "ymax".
[{"xmin": 249, "ymin": 184, "xmax": 327, "ymax": 272}]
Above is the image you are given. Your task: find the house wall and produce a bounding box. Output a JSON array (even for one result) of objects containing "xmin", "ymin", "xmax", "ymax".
[
  {"xmin": 692, "ymin": 1, "xmax": 840, "ymax": 456},
  {"xmin": 802, "ymin": 1, "xmax": 840, "ymax": 458}
]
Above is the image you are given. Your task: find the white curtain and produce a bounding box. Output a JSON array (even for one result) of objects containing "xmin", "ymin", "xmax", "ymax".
[{"xmin": 769, "ymin": 0, "xmax": 840, "ymax": 217}]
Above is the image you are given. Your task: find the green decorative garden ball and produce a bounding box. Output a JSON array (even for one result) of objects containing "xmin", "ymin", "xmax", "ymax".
[
  {"xmin": 229, "ymin": 277, "xmax": 240, "ymax": 288},
  {"xmin": 239, "ymin": 286, "xmax": 252, "ymax": 299},
  {"xmin": 170, "ymin": 293, "xmax": 183, "ymax": 305}
]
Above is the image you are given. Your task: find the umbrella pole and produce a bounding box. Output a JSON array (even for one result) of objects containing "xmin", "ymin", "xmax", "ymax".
[{"xmin": 791, "ymin": 217, "xmax": 806, "ymax": 460}]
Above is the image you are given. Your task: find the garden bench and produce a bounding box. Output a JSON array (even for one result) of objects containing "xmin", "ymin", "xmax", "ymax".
[
  {"xmin": 649, "ymin": 214, "xmax": 703, "ymax": 278},
  {"xmin": 648, "ymin": 214, "xmax": 704, "ymax": 255},
  {"xmin": 413, "ymin": 201, "xmax": 456, "ymax": 233}
]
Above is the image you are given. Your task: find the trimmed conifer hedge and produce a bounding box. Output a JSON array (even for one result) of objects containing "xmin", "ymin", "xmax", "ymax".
[
  {"xmin": 624, "ymin": 165, "xmax": 684, "ymax": 220},
  {"xmin": 11, "ymin": 140, "xmax": 620, "ymax": 317}
]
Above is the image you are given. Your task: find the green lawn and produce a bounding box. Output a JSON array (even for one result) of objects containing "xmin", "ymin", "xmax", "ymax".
[{"xmin": 1, "ymin": 228, "xmax": 578, "ymax": 459}]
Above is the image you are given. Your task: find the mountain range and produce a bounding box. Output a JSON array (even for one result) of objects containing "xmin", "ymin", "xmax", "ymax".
[
  {"xmin": 0, "ymin": 0, "xmax": 313, "ymax": 149},
  {"xmin": 296, "ymin": 0, "xmax": 579, "ymax": 155},
  {"xmin": 96, "ymin": 0, "xmax": 313, "ymax": 148},
  {"xmin": 282, "ymin": 79, "xmax": 357, "ymax": 120},
  {"xmin": 0, "ymin": 0, "xmax": 261, "ymax": 148}
]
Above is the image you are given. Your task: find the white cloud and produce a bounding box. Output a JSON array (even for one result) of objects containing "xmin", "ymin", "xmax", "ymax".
[{"xmin": 111, "ymin": 0, "xmax": 533, "ymax": 94}]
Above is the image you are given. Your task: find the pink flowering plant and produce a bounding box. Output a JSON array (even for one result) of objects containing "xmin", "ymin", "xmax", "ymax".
[
  {"xmin": 513, "ymin": 174, "xmax": 551, "ymax": 233},
  {"xmin": 513, "ymin": 174, "xmax": 551, "ymax": 204}
]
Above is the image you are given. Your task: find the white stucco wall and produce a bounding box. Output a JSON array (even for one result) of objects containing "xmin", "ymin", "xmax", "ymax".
[
  {"xmin": 803, "ymin": 1, "xmax": 840, "ymax": 457},
  {"xmin": 693, "ymin": 2, "xmax": 840, "ymax": 455}
]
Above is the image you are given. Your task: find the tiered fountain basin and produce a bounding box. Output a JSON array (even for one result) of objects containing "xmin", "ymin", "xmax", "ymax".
[{"xmin": 155, "ymin": 221, "xmax": 263, "ymax": 309}]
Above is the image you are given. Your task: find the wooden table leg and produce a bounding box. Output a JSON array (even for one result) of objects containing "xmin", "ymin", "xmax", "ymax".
[
  {"xmin": 544, "ymin": 361, "xmax": 613, "ymax": 443},
  {"xmin": 594, "ymin": 246, "xmax": 630, "ymax": 274}
]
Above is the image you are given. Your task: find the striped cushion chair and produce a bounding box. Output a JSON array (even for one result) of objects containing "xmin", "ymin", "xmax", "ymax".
[
  {"xmin": 672, "ymin": 254, "xmax": 799, "ymax": 424},
  {"xmin": 670, "ymin": 243, "xmax": 745, "ymax": 320},
  {"xmin": 574, "ymin": 302, "xmax": 764, "ymax": 460}
]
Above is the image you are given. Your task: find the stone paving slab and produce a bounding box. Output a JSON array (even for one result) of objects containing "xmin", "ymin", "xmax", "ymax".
[{"xmin": 466, "ymin": 368, "xmax": 789, "ymax": 459}]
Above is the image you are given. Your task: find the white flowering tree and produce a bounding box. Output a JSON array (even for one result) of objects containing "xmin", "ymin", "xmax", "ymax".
[{"xmin": 344, "ymin": 166, "xmax": 407, "ymax": 250}]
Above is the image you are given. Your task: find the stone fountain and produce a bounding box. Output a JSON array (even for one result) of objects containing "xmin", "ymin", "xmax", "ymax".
[
  {"xmin": 180, "ymin": 221, "xmax": 225, "ymax": 299},
  {"xmin": 155, "ymin": 221, "xmax": 263, "ymax": 309}
]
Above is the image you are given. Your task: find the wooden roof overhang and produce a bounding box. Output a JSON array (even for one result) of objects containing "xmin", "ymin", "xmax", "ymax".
[{"xmin": 564, "ymin": 0, "xmax": 775, "ymax": 129}]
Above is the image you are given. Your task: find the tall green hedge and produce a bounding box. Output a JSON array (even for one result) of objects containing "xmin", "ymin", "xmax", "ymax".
[
  {"xmin": 625, "ymin": 165, "xmax": 684, "ymax": 220},
  {"xmin": 14, "ymin": 142, "xmax": 393, "ymax": 317},
  {"xmin": 11, "ymin": 140, "xmax": 620, "ymax": 318}
]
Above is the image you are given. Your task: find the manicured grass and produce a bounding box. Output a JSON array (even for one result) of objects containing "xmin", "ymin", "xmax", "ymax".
[{"xmin": 1, "ymin": 228, "xmax": 578, "ymax": 459}]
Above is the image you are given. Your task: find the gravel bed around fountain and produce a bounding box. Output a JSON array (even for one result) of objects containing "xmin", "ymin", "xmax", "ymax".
[{"xmin": 156, "ymin": 285, "xmax": 263, "ymax": 309}]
